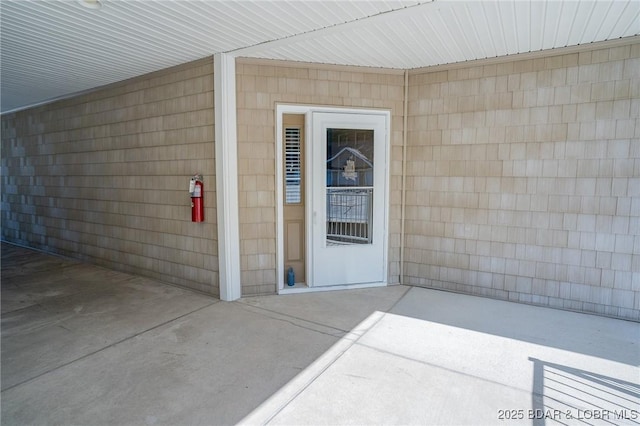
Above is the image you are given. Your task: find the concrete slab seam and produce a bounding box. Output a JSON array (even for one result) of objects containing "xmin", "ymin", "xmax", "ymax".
[
  {"xmin": 0, "ymin": 300, "xmax": 219, "ymax": 393},
  {"xmin": 240, "ymin": 310, "xmax": 388, "ymax": 425},
  {"xmin": 385, "ymin": 285, "xmax": 413, "ymax": 312},
  {"xmin": 235, "ymin": 301, "xmax": 350, "ymax": 336},
  {"xmin": 236, "ymin": 305, "xmax": 346, "ymax": 339}
]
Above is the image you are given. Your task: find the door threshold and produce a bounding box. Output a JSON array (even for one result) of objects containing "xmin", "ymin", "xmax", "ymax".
[
  {"xmin": 278, "ymin": 281, "xmax": 386, "ymax": 295},
  {"xmin": 279, "ymin": 283, "xmax": 309, "ymax": 294}
]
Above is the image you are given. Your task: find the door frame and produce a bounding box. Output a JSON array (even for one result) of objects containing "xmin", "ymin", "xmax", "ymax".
[{"xmin": 275, "ymin": 104, "xmax": 391, "ymax": 294}]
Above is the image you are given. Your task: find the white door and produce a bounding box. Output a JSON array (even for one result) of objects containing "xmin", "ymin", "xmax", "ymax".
[{"xmin": 310, "ymin": 112, "xmax": 388, "ymax": 287}]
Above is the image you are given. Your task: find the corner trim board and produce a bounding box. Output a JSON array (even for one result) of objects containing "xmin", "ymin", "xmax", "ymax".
[{"xmin": 214, "ymin": 53, "xmax": 242, "ymax": 301}]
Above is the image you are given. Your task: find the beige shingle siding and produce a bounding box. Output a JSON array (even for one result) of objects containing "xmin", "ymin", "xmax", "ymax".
[
  {"xmin": 405, "ymin": 40, "xmax": 640, "ymax": 321},
  {"xmin": 1, "ymin": 58, "xmax": 219, "ymax": 295},
  {"xmin": 3, "ymin": 39, "xmax": 638, "ymax": 319},
  {"xmin": 236, "ymin": 59, "xmax": 405, "ymax": 296}
]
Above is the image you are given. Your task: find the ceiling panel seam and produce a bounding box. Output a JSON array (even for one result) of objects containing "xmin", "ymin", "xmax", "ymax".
[
  {"xmin": 619, "ymin": 1, "xmax": 640, "ymax": 37},
  {"xmin": 549, "ymin": 1, "xmax": 563, "ymax": 50},
  {"xmin": 479, "ymin": 2, "xmax": 499, "ymax": 57},
  {"xmin": 231, "ymin": 1, "xmax": 427, "ymax": 56},
  {"xmin": 462, "ymin": 3, "xmax": 486, "ymax": 60}
]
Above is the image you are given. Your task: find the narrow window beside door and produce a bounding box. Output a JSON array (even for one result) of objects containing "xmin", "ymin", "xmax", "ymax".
[
  {"xmin": 282, "ymin": 115, "xmax": 306, "ymax": 287},
  {"xmin": 285, "ymin": 127, "xmax": 302, "ymax": 204}
]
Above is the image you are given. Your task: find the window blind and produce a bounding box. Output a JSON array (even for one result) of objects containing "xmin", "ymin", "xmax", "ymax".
[{"xmin": 285, "ymin": 127, "xmax": 301, "ymax": 204}]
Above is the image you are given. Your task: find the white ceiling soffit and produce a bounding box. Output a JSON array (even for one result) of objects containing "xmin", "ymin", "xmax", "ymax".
[
  {"xmin": 238, "ymin": 0, "xmax": 640, "ymax": 68},
  {"xmin": 2, "ymin": 1, "xmax": 639, "ymax": 114},
  {"xmin": 0, "ymin": 0, "xmax": 420, "ymax": 113}
]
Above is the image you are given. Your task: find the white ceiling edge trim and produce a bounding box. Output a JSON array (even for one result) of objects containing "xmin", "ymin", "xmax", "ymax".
[
  {"xmin": 236, "ymin": 56, "xmax": 406, "ymax": 75},
  {"xmin": 3, "ymin": 35, "xmax": 638, "ymax": 116},
  {"xmin": 239, "ymin": 35, "xmax": 640, "ymax": 74},
  {"xmin": 407, "ymin": 34, "xmax": 640, "ymax": 74}
]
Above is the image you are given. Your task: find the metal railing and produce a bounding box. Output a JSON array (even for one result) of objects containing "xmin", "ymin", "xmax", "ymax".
[{"xmin": 326, "ymin": 187, "xmax": 373, "ymax": 244}]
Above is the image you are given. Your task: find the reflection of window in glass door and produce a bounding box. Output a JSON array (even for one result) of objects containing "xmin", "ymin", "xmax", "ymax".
[{"xmin": 325, "ymin": 128, "xmax": 374, "ymax": 245}]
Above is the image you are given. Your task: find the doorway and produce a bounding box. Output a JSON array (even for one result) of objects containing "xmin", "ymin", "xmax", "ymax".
[
  {"xmin": 277, "ymin": 106, "xmax": 390, "ymax": 292},
  {"xmin": 310, "ymin": 111, "xmax": 387, "ymax": 287}
]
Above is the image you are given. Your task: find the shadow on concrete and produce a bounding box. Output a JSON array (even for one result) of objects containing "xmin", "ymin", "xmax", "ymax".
[{"xmin": 391, "ymin": 287, "xmax": 640, "ymax": 366}]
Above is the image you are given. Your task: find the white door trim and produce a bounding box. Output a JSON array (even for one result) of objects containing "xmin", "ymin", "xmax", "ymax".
[{"xmin": 275, "ymin": 104, "xmax": 391, "ymax": 294}]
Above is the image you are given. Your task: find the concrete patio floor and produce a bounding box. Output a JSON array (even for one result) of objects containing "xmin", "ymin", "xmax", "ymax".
[{"xmin": 2, "ymin": 242, "xmax": 639, "ymax": 425}]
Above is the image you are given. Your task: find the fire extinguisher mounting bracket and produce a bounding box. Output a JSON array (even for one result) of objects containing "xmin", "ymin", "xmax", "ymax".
[{"xmin": 189, "ymin": 174, "xmax": 203, "ymax": 196}]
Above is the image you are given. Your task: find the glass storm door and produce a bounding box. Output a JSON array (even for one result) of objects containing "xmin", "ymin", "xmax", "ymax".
[{"xmin": 310, "ymin": 112, "xmax": 387, "ymax": 287}]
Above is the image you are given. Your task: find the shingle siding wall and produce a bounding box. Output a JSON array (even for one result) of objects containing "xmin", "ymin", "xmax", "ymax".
[
  {"xmin": 1, "ymin": 58, "xmax": 219, "ymax": 295},
  {"xmin": 3, "ymin": 39, "xmax": 637, "ymax": 319},
  {"xmin": 405, "ymin": 39, "xmax": 640, "ymax": 320},
  {"xmin": 236, "ymin": 59, "xmax": 405, "ymax": 296}
]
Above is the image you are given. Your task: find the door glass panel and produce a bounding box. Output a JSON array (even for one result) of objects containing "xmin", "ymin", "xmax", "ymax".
[{"xmin": 325, "ymin": 128, "xmax": 374, "ymax": 245}]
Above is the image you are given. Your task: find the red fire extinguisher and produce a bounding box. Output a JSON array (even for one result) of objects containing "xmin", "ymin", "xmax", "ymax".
[{"xmin": 190, "ymin": 174, "xmax": 204, "ymax": 222}]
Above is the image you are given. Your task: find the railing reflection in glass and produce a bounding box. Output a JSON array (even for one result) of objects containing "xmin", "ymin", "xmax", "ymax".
[{"xmin": 326, "ymin": 187, "xmax": 373, "ymax": 245}]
